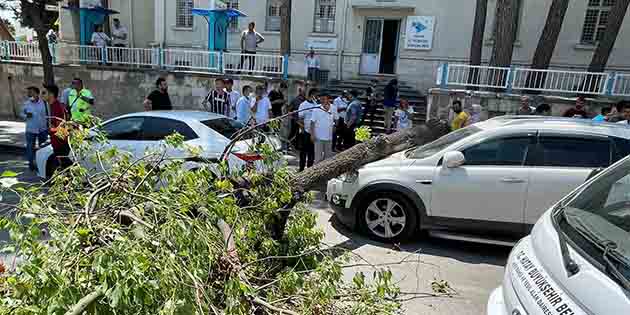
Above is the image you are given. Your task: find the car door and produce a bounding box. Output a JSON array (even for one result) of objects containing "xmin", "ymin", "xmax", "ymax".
[
  {"xmin": 523, "ymin": 132, "xmax": 613, "ymax": 225},
  {"xmin": 138, "ymin": 117, "xmax": 199, "ymax": 159},
  {"xmin": 430, "ymin": 133, "xmax": 535, "ymax": 226},
  {"xmin": 87, "ymin": 117, "xmax": 144, "ymax": 171}
]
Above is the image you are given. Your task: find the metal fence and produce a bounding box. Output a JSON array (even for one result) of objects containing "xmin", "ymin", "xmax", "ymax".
[
  {"xmin": 0, "ymin": 41, "xmax": 286, "ymax": 78},
  {"xmin": 437, "ymin": 63, "xmax": 629, "ymax": 97}
]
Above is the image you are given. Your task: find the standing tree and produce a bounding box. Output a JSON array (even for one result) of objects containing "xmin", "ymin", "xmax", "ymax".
[
  {"xmin": 468, "ymin": 0, "xmax": 488, "ymax": 87},
  {"xmin": 490, "ymin": 0, "xmax": 517, "ymax": 67},
  {"xmin": 588, "ymin": 0, "xmax": 630, "ymax": 73},
  {"xmin": 280, "ymin": 0, "xmax": 291, "ymax": 56},
  {"xmin": 1, "ymin": 0, "xmax": 59, "ymax": 85},
  {"xmin": 526, "ymin": 0, "xmax": 570, "ymax": 91}
]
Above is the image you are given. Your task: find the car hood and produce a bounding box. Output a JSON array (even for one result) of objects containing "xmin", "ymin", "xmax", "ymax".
[{"xmin": 361, "ymin": 151, "xmax": 407, "ymax": 169}]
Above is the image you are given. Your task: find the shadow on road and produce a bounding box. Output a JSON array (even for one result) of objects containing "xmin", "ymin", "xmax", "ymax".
[{"xmin": 325, "ymin": 212, "xmax": 511, "ymax": 267}]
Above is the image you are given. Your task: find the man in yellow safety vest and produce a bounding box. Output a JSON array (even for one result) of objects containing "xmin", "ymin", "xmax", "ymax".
[{"xmin": 67, "ymin": 78, "xmax": 94, "ymax": 124}]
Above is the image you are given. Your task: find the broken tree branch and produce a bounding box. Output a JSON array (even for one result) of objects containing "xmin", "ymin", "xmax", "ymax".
[{"xmin": 64, "ymin": 289, "xmax": 104, "ymax": 315}]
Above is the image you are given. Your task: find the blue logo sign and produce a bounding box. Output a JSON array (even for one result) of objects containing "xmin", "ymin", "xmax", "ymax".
[{"xmin": 412, "ymin": 22, "xmax": 426, "ymax": 33}]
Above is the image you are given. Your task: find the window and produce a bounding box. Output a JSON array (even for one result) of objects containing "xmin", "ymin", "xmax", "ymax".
[
  {"xmin": 142, "ymin": 118, "xmax": 198, "ymax": 141},
  {"xmin": 408, "ymin": 126, "xmax": 482, "ymax": 159},
  {"xmin": 266, "ymin": 0, "xmax": 282, "ymax": 32},
  {"xmin": 490, "ymin": 0, "xmax": 523, "ymax": 42},
  {"xmin": 202, "ymin": 118, "xmax": 244, "ymax": 139},
  {"xmin": 581, "ymin": 0, "xmax": 615, "ymax": 44},
  {"xmin": 224, "ymin": 0, "xmax": 240, "ymax": 32},
  {"xmin": 101, "ymin": 117, "xmax": 144, "ymax": 141},
  {"xmin": 176, "ymin": 0, "xmax": 194, "ymax": 28},
  {"xmin": 538, "ymin": 136, "xmax": 611, "ymax": 168},
  {"xmin": 314, "ymin": 0, "xmax": 336, "ymax": 33},
  {"xmin": 462, "ymin": 137, "xmax": 532, "ymax": 166}
]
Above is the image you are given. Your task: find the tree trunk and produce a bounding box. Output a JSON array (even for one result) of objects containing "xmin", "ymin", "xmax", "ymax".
[
  {"xmin": 468, "ymin": 0, "xmax": 488, "ymax": 88},
  {"xmin": 36, "ymin": 29, "xmax": 55, "ymax": 86},
  {"xmin": 526, "ymin": 0, "xmax": 569, "ymax": 91},
  {"xmin": 588, "ymin": 0, "xmax": 630, "ymax": 73},
  {"xmin": 490, "ymin": 0, "xmax": 516, "ymax": 67},
  {"xmin": 280, "ymin": 0, "xmax": 291, "ymax": 56}
]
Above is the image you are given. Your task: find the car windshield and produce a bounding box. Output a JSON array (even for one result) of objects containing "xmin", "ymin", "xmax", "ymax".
[
  {"xmin": 201, "ymin": 118, "xmax": 245, "ymax": 139},
  {"xmin": 561, "ymin": 158, "xmax": 630, "ymax": 283},
  {"xmin": 406, "ymin": 126, "xmax": 481, "ymax": 159}
]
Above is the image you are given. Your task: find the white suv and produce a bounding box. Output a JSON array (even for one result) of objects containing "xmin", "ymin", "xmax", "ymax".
[{"xmin": 327, "ymin": 117, "xmax": 630, "ymax": 242}]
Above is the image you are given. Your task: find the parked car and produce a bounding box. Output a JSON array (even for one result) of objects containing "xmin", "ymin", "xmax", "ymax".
[
  {"xmin": 488, "ymin": 153, "xmax": 630, "ymax": 315},
  {"xmin": 36, "ymin": 111, "xmax": 282, "ymax": 179},
  {"xmin": 327, "ymin": 117, "xmax": 630, "ymax": 242}
]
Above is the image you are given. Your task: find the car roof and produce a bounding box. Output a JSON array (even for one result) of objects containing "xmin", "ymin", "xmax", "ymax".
[
  {"xmin": 112, "ymin": 110, "xmax": 226, "ymax": 123},
  {"xmin": 476, "ymin": 116, "xmax": 630, "ymax": 139}
]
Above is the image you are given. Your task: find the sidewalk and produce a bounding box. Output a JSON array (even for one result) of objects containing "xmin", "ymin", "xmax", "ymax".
[{"xmin": 0, "ymin": 121, "xmax": 26, "ymax": 152}]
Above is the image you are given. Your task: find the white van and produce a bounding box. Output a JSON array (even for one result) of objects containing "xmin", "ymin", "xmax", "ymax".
[{"xmin": 487, "ymin": 156, "xmax": 630, "ymax": 315}]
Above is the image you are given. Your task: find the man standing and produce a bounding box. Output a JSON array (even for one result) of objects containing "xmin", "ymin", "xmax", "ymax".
[
  {"xmin": 144, "ymin": 78, "xmax": 172, "ymax": 111},
  {"xmin": 288, "ymin": 87, "xmax": 307, "ymax": 148},
  {"xmin": 617, "ymin": 103, "xmax": 630, "ymax": 125},
  {"xmin": 516, "ymin": 96, "xmax": 536, "ymax": 115},
  {"xmin": 345, "ymin": 90, "xmax": 363, "ymax": 148},
  {"xmin": 268, "ymin": 82, "xmax": 286, "ymax": 118},
  {"xmin": 236, "ymin": 85, "xmax": 253, "ymax": 125},
  {"xmin": 90, "ymin": 25, "xmax": 110, "ymax": 63},
  {"xmin": 203, "ymin": 78, "xmax": 230, "ymax": 116},
  {"xmin": 563, "ymin": 96, "xmax": 589, "ymax": 118},
  {"xmin": 240, "ymin": 22, "xmax": 264, "ymax": 71},
  {"xmin": 305, "ymin": 48, "xmax": 320, "ymax": 82},
  {"xmin": 46, "ymin": 26, "xmax": 58, "ymax": 59},
  {"xmin": 111, "ymin": 18, "xmax": 129, "ymax": 62},
  {"xmin": 332, "ymin": 91, "xmax": 349, "ymax": 151},
  {"xmin": 43, "ymin": 84, "xmax": 71, "ymax": 170},
  {"xmin": 68, "ymin": 78, "xmax": 94, "ymax": 124},
  {"xmin": 450, "ymin": 100, "xmax": 469, "ymax": 131},
  {"xmin": 225, "ymin": 79, "xmax": 240, "ymax": 120},
  {"xmin": 383, "ymin": 79, "xmax": 398, "ymax": 133},
  {"xmin": 298, "ymin": 89, "xmax": 319, "ymax": 171},
  {"xmin": 21, "ymin": 87, "xmax": 49, "ymax": 171},
  {"xmin": 251, "ymin": 85, "xmax": 271, "ymax": 125},
  {"xmin": 310, "ymin": 93, "xmax": 335, "ymax": 164}
]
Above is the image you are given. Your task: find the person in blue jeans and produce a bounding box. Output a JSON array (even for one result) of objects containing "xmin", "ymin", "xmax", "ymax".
[
  {"xmin": 20, "ymin": 86, "xmax": 49, "ymax": 171},
  {"xmin": 383, "ymin": 79, "xmax": 398, "ymax": 133}
]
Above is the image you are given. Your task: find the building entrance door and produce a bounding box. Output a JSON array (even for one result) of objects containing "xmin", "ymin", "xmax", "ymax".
[{"xmin": 360, "ymin": 18, "xmax": 400, "ymax": 75}]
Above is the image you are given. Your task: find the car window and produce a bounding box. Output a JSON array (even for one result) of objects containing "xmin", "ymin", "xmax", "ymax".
[
  {"xmin": 142, "ymin": 117, "xmax": 198, "ymax": 141},
  {"xmin": 408, "ymin": 126, "xmax": 481, "ymax": 159},
  {"xmin": 612, "ymin": 137, "xmax": 630, "ymax": 164},
  {"xmin": 538, "ymin": 136, "xmax": 610, "ymax": 168},
  {"xmin": 101, "ymin": 117, "xmax": 144, "ymax": 141},
  {"xmin": 462, "ymin": 137, "xmax": 532, "ymax": 166},
  {"xmin": 201, "ymin": 118, "xmax": 244, "ymax": 139}
]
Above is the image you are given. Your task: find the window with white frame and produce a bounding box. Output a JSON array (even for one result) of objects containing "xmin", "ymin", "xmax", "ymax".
[
  {"xmin": 313, "ymin": 0, "xmax": 336, "ymax": 33},
  {"xmin": 225, "ymin": 0, "xmax": 240, "ymax": 32},
  {"xmin": 581, "ymin": 0, "xmax": 615, "ymax": 44},
  {"xmin": 490, "ymin": 0, "xmax": 523, "ymax": 42},
  {"xmin": 266, "ymin": 0, "xmax": 282, "ymax": 32},
  {"xmin": 176, "ymin": 0, "xmax": 194, "ymax": 28}
]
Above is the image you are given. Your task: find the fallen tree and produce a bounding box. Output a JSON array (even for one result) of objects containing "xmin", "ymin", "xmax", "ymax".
[{"xmin": 0, "ymin": 117, "xmax": 449, "ymax": 314}]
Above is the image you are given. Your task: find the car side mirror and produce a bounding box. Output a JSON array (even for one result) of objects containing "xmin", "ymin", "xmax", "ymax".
[{"xmin": 443, "ymin": 151, "xmax": 465, "ymax": 168}]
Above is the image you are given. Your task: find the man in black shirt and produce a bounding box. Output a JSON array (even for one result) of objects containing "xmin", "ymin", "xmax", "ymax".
[
  {"xmin": 144, "ymin": 78, "xmax": 172, "ymax": 111},
  {"xmin": 269, "ymin": 82, "xmax": 287, "ymax": 118}
]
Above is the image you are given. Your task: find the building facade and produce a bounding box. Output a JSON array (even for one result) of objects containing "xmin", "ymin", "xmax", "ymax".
[{"xmin": 61, "ymin": 0, "xmax": 630, "ymax": 92}]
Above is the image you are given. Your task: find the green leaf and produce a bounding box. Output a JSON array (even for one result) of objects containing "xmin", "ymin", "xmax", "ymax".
[
  {"xmin": 1, "ymin": 245, "xmax": 15, "ymax": 253},
  {"xmin": 1, "ymin": 170, "xmax": 18, "ymax": 177}
]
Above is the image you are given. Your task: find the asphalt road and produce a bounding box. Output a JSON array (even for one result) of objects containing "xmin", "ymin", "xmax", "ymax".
[{"xmin": 0, "ymin": 151, "xmax": 509, "ymax": 314}]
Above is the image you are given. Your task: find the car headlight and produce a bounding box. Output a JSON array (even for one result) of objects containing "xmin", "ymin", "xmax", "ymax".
[{"xmin": 338, "ymin": 171, "xmax": 358, "ymax": 183}]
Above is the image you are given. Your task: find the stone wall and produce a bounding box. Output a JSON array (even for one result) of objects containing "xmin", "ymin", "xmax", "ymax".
[{"xmin": 0, "ymin": 62, "xmax": 295, "ymax": 120}]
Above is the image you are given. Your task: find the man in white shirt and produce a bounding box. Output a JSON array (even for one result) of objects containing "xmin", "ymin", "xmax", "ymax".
[
  {"xmin": 332, "ymin": 91, "xmax": 349, "ymax": 151},
  {"xmin": 297, "ymin": 88, "xmax": 320, "ymax": 171},
  {"xmin": 225, "ymin": 79, "xmax": 240, "ymax": 120},
  {"xmin": 240, "ymin": 22, "xmax": 264, "ymax": 71},
  {"xmin": 91, "ymin": 25, "xmax": 110, "ymax": 64},
  {"xmin": 111, "ymin": 19, "xmax": 128, "ymax": 63},
  {"xmin": 251, "ymin": 85, "xmax": 271, "ymax": 125},
  {"xmin": 305, "ymin": 48, "xmax": 320, "ymax": 82},
  {"xmin": 617, "ymin": 104, "xmax": 630, "ymax": 125},
  {"xmin": 236, "ymin": 85, "xmax": 253, "ymax": 125},
  {"xmin": 309, "ymin": 93, "xmax": 335, "ymax": 164}
]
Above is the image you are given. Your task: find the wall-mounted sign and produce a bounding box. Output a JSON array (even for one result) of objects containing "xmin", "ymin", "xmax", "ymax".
[
  {"xmin": 405, "ymin": 16, "xmax": 435, "ymax": 50},
  {"xmin": 305, "ymin": 37, "xmax": 338, "ymax": 51}
]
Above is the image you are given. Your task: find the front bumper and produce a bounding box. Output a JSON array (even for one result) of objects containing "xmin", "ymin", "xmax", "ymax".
[
  {"xmin": 487, "ymin": 286, "xmax": 508, "ymax": 315},
  {"xmin": 326, "ymin": 179, "xmax": 357, "ymax": 230}
]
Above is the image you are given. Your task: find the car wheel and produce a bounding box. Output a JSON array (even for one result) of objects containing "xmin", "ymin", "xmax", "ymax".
[{"xmin": 359, "ymin": 193, "xmax": 418, "ymax": 242}]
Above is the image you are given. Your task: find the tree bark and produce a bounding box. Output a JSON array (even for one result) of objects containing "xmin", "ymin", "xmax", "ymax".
[
  {"xmin": 280, "ymin": 0, "xmax": 291, "ymax": 56},
  {"xmin": 36, "ymin": 28, "xmax": 55, "ymax": 86},
  {"xmin": 22, "ymin": 0, "xmax": 56, "ymax": 85},
  {"xmin": 526, "ymin": 0, "xmax": 569, "ymax": 91},
  {"xmin": 588, "ymin": 0, "xmax": 630, "ymax": 73},
  {"xmin": 468, "ymin": 0, "xmax": 488, "ymax": 88},
  {"xmin": 490, "ymin": 0, "xmax": 516, "ymax": 67}
]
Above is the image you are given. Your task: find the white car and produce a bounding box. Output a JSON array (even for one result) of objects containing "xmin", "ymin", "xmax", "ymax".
[
  {"xmin": 327, "ymin": 117, "xmax": 630, "ymax": 242},
  {"xmin": 488, "ymin": 153, "xmax": 630, "ymax": 315},
  {"xmin": 36, "ymin": 111, "xmax": 281, "ymax": 178}
]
